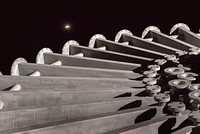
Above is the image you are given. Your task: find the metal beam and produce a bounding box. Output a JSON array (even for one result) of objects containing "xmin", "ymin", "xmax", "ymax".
[
  {"xmin": 0, "ymin": 99, "xmax": 157, "ymax": 131},
  {"xmin": 0, "ymin": 89, "xmax": 146, "ymax": 109},
  {"xmin": 18, "ymin": 63, "xmax": 142, "ymax": 79},
  {"xmin": 119, "ymin": 34, "xmax": 180, "ymax": 54},
  {"xmin": 147, "ymin": 30, "xmax": 195, "ymax": 51},
  {"xmin": 68, "ymin": 45, "xmax": 153, "ymax": 64},
  {"xmin": 0, "ymin": 76, "xmax": 145, "ymax": 91},
  {"xmin": 173, "ymin": 27, "xmax": 200, "ymax": 48},
  {"xmin": 93, "ymin": 39, "xmax": 165, "ymax": 58},
  {"xmin": 43, "ymin": 53, "xmax": 141, "ymax": 71},
  {"xmin": 2, "ymin": 106, "xmax": 165, "ymax": 133}
]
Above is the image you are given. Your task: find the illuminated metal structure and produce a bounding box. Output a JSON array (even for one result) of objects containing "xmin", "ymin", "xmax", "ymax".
[{"xmin": 1, "ymin": 23, "xmax": 200, "ymax": 133}]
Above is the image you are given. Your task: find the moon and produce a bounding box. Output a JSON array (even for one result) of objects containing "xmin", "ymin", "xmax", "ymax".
[{"xmin": 65, "ymin": 25, "xmax": 71, "ymax": 30}]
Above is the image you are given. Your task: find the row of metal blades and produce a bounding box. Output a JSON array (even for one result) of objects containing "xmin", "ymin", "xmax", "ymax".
[{"xmin": 1, "ymin": 23, "xmax": 200, "ymax": 134}]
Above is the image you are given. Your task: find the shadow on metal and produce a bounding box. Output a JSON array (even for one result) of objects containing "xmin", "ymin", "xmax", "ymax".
[
  {"xmin": 135, "ymin": 108, "xmax": 157, "ymax": 123},
  {"xmin": 118, "ymin": 100, "xmax": 142, "ymax": 110}
]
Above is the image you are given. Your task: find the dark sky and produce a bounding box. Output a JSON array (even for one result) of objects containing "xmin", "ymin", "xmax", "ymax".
[{"xmin": 0, "ymin": 0, "xmax": 200, "ymax": 74}]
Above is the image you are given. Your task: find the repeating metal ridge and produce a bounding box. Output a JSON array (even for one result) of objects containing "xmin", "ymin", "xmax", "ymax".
[{"xmin": 1, "ymin": 23, "xmax": 200, "ymax": 134}]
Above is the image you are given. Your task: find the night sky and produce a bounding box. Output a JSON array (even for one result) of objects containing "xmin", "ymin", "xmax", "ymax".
[{"xmin": 1, "ymin": 0, "xmax": 200, "ymax": 74}]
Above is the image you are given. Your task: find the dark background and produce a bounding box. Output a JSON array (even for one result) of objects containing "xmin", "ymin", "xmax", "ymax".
[{"xmin": 0, "ymin": 0, "xmax": 200, "ymax": 74}]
